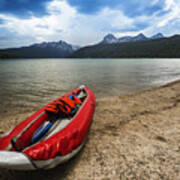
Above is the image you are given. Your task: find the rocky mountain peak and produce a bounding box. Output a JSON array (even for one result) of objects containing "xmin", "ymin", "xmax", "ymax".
[
  {"xmin": 151, "ymin": 33, "xmax": 164, "ymax": 39},
  {"xmin": 102, "ymin": 34, "xmax": 118, "ymax": 44}
]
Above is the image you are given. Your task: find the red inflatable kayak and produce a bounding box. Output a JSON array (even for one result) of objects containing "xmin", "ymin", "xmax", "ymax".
[{"xmin": 0, "ymin": 85, "xmax": 95, "ymax": 170}]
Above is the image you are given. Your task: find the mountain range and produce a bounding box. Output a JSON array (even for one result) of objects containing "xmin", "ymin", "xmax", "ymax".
[
  {"xmin": 100, "ymin": 33, "xmax": 164, "ymax": 44},
  {"xmin": 0, "ymin": 40, "xmax": 80, "ymax": 58},
  {"xmin": 71, "ymin": 35, "xmax": 180, "ymax": 58},
  {"xmin": 0, "ymin": 33, "xmax": 180, "ymax": 58}
]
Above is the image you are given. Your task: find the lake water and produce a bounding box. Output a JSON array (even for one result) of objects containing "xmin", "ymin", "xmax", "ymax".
[{"xmin": 0, "ymin": 58, "xmax": 180, "ymax": 114}]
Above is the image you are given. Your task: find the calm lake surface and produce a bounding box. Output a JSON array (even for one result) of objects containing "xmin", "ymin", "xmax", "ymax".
[{"xmin": 0, "ymin": 58, "xmax": 180, "ymax": 113}]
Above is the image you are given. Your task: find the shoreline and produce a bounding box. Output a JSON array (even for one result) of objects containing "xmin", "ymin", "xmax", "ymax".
[{"xmin": 0, "ymin": 80, "xmax": 180, "ymax": 179}]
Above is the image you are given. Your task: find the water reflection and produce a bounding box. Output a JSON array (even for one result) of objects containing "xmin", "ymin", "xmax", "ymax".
[{"xmin": 0, "ymin": 58, "xmax": 180, "ymax": 113}]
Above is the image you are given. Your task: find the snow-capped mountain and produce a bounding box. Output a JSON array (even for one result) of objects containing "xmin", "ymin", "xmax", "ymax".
[
  {"xmin": 71, "ymin": 34, "xmax": 180, "ymax": 58},
  {"xmin": 151, "ymin": 33, "xmax": 164, "ymax": 39},
  {"xmin": 131, "ymin": 33, "xmax": 149, "ymax": 42},
  {"xmin": 0, "ymin": 32, "xmax": 166, "ymax": 58},
  {"xmin": 100, "ymin": 33, "xmax": 165, "ymax": 44},
  {"xmin": 101, "ymin": 34, "xmax": 119, "ymax": 44},
  {"xmin": 31, "ymin": 40, "xmax": 80, "ymax": 53},
  {"xmin": 0, "ymin": 40, "xmax": 80, "ymax": 58}
]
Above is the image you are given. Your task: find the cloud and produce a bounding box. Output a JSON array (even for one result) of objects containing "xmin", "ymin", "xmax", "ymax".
[
  {"xmin": 0, "ymin": 0, "xmax": 51, "ymax": 18},
  {"xmin": 0, "ymin": 0, "xmax": 180, "ymax": 48},
  {"xmin": 140, "ymin": 0, "xmax": 180, "ymax": 37},
  {"xmin": 66, "ymin": 0, "xmax": 165, "ymax": 17},
  {"xmin": 66, "ymin": 0, "xmax": 112, "ymax": 15},
  {"xmin": 157, "ymin": 0, "xmax": 180, "ymax": 27},
  {"xmin": 0, "ymin": 0, "xmax": 77, "ymax": 48}
]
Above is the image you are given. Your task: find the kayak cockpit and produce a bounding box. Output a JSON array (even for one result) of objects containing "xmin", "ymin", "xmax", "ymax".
[{"xmin": 7, "ymin": 86, "xmax": 87, "ymax": 152}]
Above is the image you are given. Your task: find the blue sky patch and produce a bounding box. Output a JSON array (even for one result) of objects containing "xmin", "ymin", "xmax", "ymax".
[
  {"xmin": 66, "ymin": 0, "xmax": 165, "ymax": 17},
  {"xmin": 0, "ymin": 0, "xmax": 51, "ymax": 18},
  {"xmin": 0, "ymin": 18, "xmax": 5, "ymax": 24}
]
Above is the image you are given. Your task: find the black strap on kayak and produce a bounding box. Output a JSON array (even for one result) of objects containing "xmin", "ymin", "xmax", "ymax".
[
  {"xmin": 11, "ymin": 136, "xmax": 23, "ymax": 152},
  {"xmin": 58, "ymin": 99, "xmax": 74, "ymax": 112},
  {"xmin": 56, "ymin": 102, "xmax": 68, "ymax": 113},
  {"xmin": 57, "ymin": 99, "xmax": 79, "ymax": 118}
]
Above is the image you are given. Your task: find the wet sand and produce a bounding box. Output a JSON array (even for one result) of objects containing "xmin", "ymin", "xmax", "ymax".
[{"xmin": 0, "ymin": 80, "xmax": 180, "ymax": 179}]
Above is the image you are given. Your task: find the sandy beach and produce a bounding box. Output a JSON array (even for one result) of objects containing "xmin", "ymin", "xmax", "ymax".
[{"xmin": 0, "ymin": 80, "xmax": 180, "ymax": 179}]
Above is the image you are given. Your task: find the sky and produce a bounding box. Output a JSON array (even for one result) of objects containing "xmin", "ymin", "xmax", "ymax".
[{"xmin": 0, "ymin": 0, "xmax": 180, "ymax": 48}]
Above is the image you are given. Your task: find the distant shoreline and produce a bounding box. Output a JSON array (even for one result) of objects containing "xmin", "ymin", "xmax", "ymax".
[{"xmin": 1, "ymin": 57, "xmax": 180, "ymax": 60}]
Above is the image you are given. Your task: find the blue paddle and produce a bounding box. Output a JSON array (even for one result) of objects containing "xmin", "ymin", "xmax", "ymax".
[{"xmin": 31, "ymin": 121, "xmax": 53, "ymax": 144}]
